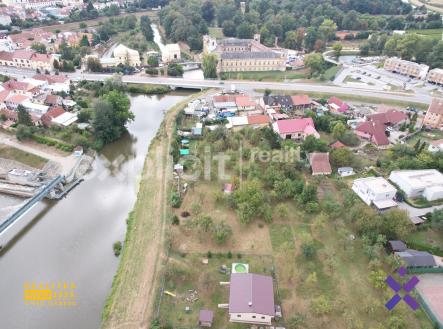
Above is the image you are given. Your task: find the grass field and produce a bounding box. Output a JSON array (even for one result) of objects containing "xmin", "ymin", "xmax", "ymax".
[
  {"xmin": 220, "ymin": 69, "xmax": 310, "ymax": 82},
  {"xmin": 208, "ymin": 27, "xmax": 224, "ymax": 39},
  {"xmin": 0, "ymin": 145, "xmax": 47, "ymax": 169},
  {"xmin": 406, "ymin": 29, "xmax": 443, "ymax": 40}
]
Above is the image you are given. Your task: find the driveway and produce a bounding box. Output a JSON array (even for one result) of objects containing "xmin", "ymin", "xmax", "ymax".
[{"xmin": 397, "ymin": 201, "xmax": 443, "ymax": 217}]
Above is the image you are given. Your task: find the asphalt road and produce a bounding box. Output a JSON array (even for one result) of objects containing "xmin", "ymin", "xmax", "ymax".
[{"xmin": 3, "ymin": 67, "xmax": 432, "ymax": 105}]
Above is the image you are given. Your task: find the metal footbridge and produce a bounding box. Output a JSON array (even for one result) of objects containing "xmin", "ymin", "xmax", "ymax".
[{"xmin": 0, "ymin": 175, "xmax": 63, "ymax": 239}]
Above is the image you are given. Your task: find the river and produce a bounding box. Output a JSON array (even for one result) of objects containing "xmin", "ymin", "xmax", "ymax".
[{"xmin": 0, "ymin": 92, "xmax": 190, "ymax": 329}]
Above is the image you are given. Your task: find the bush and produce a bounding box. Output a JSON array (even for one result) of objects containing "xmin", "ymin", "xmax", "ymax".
[
  {"xmin": 227, "ymin": 251, "xmax": 232, "ymax": 258},
  {"xmin": 31, "ymin": 134, "xmax": 74, "ymax": 152},
  {"xmin": 113, "ymin": 241, "xmax": 122, "ymax": 256},
  {"xmin": 171, "ymin": 191, "xmax": 182, "ymax": 208},
  {"xmin": 301, "ymin": 241, "xmax": 316, "ymax": 259},
  {"xmin": 310, "ymin": 296, "xmax": 332, "ymax": 315},
  {"xmin": 212, "ymin": 221, "xmax": 232, "ymax": 244},
  {"xmin": 145, "ymin": 67, "xmax": 159, "ymax": 76},
  {"xmin": 207, "ymin": 251, "xmax": 212, "ymax": 258},
  {"xmin": 172, "ymin": 215, "xmax": 179, "ymax": 225}
]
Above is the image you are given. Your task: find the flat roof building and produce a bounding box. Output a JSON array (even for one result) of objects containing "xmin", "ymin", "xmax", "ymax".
[
  {"xmin": 389, "ymin": 169, "xmax": 443, "ymax": 201},
  {"xmin": 384, "ymin": 57, "xmax": 429, "ymax": 80},
  {"xmin": 352, "ymin": 176, "xmax": 397, "ymax": 209}
]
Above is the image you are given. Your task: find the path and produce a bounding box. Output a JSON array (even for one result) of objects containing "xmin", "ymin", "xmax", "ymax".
[
  {"xmin": 100, "ymin": 93, "xmax": 206, "ymax": 329},
  {"xmin": 398, "ymin": 201, "xmax": 443, "ymax": 217},
  {"xmin": 0, "ymin": 132, "xmax": 76, "ymax": 176}
]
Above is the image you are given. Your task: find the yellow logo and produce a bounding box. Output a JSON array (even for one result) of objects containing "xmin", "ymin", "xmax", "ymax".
[{"xmin": 23, "ymin": 281, "xmax": 77, "ymax": 307}]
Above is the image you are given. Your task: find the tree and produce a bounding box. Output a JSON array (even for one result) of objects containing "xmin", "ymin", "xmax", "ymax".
[
  {"xmin": 304, "ymin": 53, "xmax": 325, "ymax": 76},
  {"xmin": 79, "ymin": 35, "xmax": 90, "ymax": 47},
  {"xmin": 79, "ymin": 22, "xmax": 87, "ymax": 29},
  {"xmin": 330, "ymin": 148, "xmax": 355, "ymax": 168},
  {"xmin": 285, "ymin": 30, "xmax": 304, "ymax": 50},
  {"xmin": 301, "ymin": 241, "xmax": 316, "ymax": 258},
  {"xmin": 319, "ymin": 19, "xmax": 337, "ymax": 41},
  {"xmin": 147, "ymin": 55, "xmax": 159, "ymax": 67},
  {"xmin": 167, "ymin": 63, "xmax": 184, "ymax": 77},
  {"xmin": 202, "ymin": 53, "xmax": 218, "ymax": 79},
  {"xmin": 222, "ymin": 20, "xmax": 236, "ymax": 37},
  {"xmin": 332, "ymin": 121, "xmax": 347, "ymax": 139},
  {"xmin": 233, "ymin": 180, "xmax": 266, "ymax": 223},
  {"xmin": 16, "ymin": 125, "xmax": 33, "ymax": 141},
  {"xmin": 332, "ymin": 42, "xmax": 343, "ymax": 58},
  {"xmin": 301, "ymin": 135, "xmax": 328, "ymax": 153},
  {"xmin": 31, "ymin": 42, "xmax": 47, "ymax": 54},
  {"xmin": 201, "ymin": 1, "xmax": 215, "ymax": 23},
  {"xmin": 236, "ymin": 22, "xmax": 255, "ymax": 39},
  {"xmin": 140, "ymin": 16, "xmax": 154, "ymax": 42},
  {"xmin": 17, "ymin": 105, "xmax": 33, "ymax": 126},
  {"xmin": 87, "ymin": 57, "xmax": 103, "ymax": 72}
]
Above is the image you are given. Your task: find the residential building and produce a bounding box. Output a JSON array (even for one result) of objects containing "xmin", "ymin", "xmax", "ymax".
[
  {"xmin": 308, "ymin": 152, "xmax": 332, "ymax": 176},
  {"xmin": 162, "ymin": 44, "xmax": 181, "ymax": 63},
  {"xmin": 291, "ymin": 95, "xmax": 311, "ymax": 110},
  {"xmin": 247, "ymin": 114, "xmax": 270, "ymax": 128},
  {"xmin": 260, "ymin": 95, "xmax": 293, "ymax": 111},
  {"xmin": 428, "ymin": 139, "xmax": 443, "ymax": 153},
  {"xmin": 235, "ymin": 96, "xmax": 256, "ymax": 111},
  {"xmin": 395, "ymin": 249, "xmax": 437, "ymax": 268},
  {"xmin": 0, "ymin": 15, "xmax": 12, "ymax": 27},
  {"xmin": 422, "ymin": 98, "xmax": 443, "ymax": 129},
  {"xmin": 203, "ymin": 34, "xmax": 286, "ymax": 73},
  {"xmin": 0, "ymin": 34, "xmax": 14, "ymax": 52},
  {"xmin": 328, "ymin": 97, "xmax": 349, "ymax": 114},
  {"xmin": 100, "ymin": 44, "xmax": 141, "ymax": 67},
  {"xmin": 272, "ymin": 118, "xmax": 319, "ymax": 141},
  {"xmin": 389, "ymin": 169, "xmax": 443, "ymax": 201},
  {"xmin": 41, "ymin": 106, "xmax": 65, "ymax": 126},
  {"xmin": 32, "ymin": 74, "xmax": 70, "ymax": 93},
  {"xmin": 366, "ymin": 109, "xmax": 408, "ymax": 127},
  {"xmin": 352, "ymin": 176, "xmax": 397, "ymax": 209},
  {"xmin": 354, "ymin": 121, "xmax": 390, "ymax": 147},
  {"xmin": 388, "ymin": 240, "xmax": 407, "ymax": 252},
  {"xmin": 213, "ymin": 95, "xmax": 237, "ymax": 110},
  {"xmin": 384, "ymin": 57, "xmax": 429, "ymax": 80},
  {"xmin": 427, "ymin": 68, "xmax": 443, "ymax": 86},
  {"xmin": 227, "ymin": 273, "xmax": 275, "ymax": 325},
  {"xmin": 0, "ymin": 50, "xmax": 54, "ymax": 71}
]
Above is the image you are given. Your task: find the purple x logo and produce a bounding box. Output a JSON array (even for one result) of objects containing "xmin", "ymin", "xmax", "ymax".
[{"xmin": 385, "ymin": 267, "xmax": 420, "ymax": 311}]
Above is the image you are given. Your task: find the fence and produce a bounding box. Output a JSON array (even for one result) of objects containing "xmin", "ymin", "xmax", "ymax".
[{"xmin": 407, "ymin": 267, "xmax": 443, "ymax": 274}]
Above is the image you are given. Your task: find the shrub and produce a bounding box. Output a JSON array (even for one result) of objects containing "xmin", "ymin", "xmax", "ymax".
[
  {"xmin": 227, "ymin": 251, "xmax": 232, "ymax": 258},
  {"xmin": 171, "ymin": 191, "xmax": 182, "ymax": 208},
  {"xmin": 212, "ymin": 221, "xmax": 232, "ymax": 244},
  {"xmin": 207, "ymin": 251, "xmax": 212, "ymax": 258},
  {"xmin": 113, "ymin": 241, "xmax": 122, "ymax": 256},
  {"xmin": 172, "ymin": 215, "xmax": 179, "ymax": 225},
  {"xmin": 310, "ymin": 296, "xmax": 332, "ymax": 315},
  {"xmin": 301, "ymin": 241, "xmax": 316, "ymax": 259}
]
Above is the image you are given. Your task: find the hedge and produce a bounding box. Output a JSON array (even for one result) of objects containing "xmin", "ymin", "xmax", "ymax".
[{"xmin": 32, "ymin": 135, "xmax": 75, "ymax": 152}]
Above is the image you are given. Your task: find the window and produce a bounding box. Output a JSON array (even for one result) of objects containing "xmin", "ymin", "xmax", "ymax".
[
  {"xmin": 252, "ymin": 316, "xmax": 256, "ymax": 319},
  {"xmin": 261, "ymin": 316, "xmax": 265, "ymax": 319},
  {"xmin": 237, "ymin": 315, "xmax": 241, "ymax": 318}
]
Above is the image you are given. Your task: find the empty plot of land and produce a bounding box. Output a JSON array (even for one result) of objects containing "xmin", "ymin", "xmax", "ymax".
[
  {"xmin": 0, "ymin": 145, "xmax": 47, "ymax": 169},
  {"xmin": 416, "ymin": 274, "xmax": 443, "ymax": 325}
]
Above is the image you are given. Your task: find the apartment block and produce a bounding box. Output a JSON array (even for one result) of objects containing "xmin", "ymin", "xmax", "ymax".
[{"xmin": 384, "ymin": 57, "xmax": 429, "ymax": 80}]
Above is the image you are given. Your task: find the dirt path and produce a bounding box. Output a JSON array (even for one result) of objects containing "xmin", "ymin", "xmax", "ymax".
[{"xmin": 101, "ymin": 92, "xmax": 208, "ymax": 329}]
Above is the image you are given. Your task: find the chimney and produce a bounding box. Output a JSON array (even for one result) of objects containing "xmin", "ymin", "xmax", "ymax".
[{"xmin": 248, "ymin": 302, "xmax": 252, "ymax": 306}]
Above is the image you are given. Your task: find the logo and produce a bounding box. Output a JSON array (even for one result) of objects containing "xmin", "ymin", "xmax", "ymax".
[
  {"xmin": 23, "ymin": 281, "xmax": 77, "ymax": 307},
  {"xmin": 385, "ymin": 267, "xmax": 419, "ymax": 311}
]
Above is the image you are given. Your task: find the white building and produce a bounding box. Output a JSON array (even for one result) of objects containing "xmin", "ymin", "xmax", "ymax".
[
  {"xmin": 389, "ymin": 169, "xmax": 443, "ymax": 201},
  {"xmin": 0, "ymin": 15, "xmax": 12, "ymax": 27},
  {"xmin": 352, "ymin": 176, "xmax": 397, "ymax": 209},
  {"xmin": 428, "ymin": 139, "xmax": 443, "ymax": 153},
  {"xmin": 384, "ymin": 57, "xmax": 429, "ymax": 80},
  {"xmin": 0, "ymin": 35, "xmax": 15, "ymax": 52},
  {"xmin": 100, "ymin": 44, "xmax": 141, "ymax": 67},
  {"xmin": 162, "ymin": 43, "xmax": 181, "ymax": 63}
]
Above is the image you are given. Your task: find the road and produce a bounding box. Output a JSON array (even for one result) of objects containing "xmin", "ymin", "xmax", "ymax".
[{"xmin": 2, "ymin": 66, "xmax": 433, "ymax": 105}]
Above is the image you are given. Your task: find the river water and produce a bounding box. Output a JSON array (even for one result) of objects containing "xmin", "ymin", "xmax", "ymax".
[{"xmin": 0, "ymin": 93, "xmax": 189, "ymax": 329}]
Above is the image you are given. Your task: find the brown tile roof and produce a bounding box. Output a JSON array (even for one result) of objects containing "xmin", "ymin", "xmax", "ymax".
[
  {"xmin": 6, "ymin": 94, "xmax": 28, "ymax": 104},
  {"xmin": 330, "ymin": 140, "xmax": 345, "ymax": 149},
  {"xmin": 427, "ymin": 98, "xmax": 443, "ymax": 115},
  {"xmin": 247, "ymin": 114, "xmax": 270, "ymax": 125},
  {"xmin": 309, "ymin": 152, "xmax": 332, "ymax": 175},
  {"xmin": 13, "ymin": 50, "xmax": 33, "ymax": 60},
  {"xmin": 356, "ymin": 121, "xmax": 389, "ymax": 146},
  {"xmin": 0, "ymin": 51, "xmax": 13, "ymax": 61},
  {"xmin": 367, "ymin": 109, "xmax": 407, "ymax": 125},
  {"xmin": 235, "ymin": 95, "xmax": 256, "ymax": 107}
]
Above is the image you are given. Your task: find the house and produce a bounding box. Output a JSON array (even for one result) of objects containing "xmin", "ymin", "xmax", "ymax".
[
  {"xmin": 327, "ymin": 97, "xmax": 349, "ymax": 114},
  {"xmin": 261, "ymin": 96, "xmax": 293, "ymax": 111},
  {"xmin": 388, "ymin": 240, "xmax": 407, "ymax": 252},
  {"xmin": 337, "ymin": 167, "xmax": 354, "ymax": 177},
  {"xmin": 308, "ymin": 152, "xmax": 332, "ymax": 176},
  {"xmin": 213, "ymin": 95, "xmax": 237, "ymax": 110},
  {"xmin": 395, "ymin": 249, "xmax": 437, "ymax": 268},
  {"xmin": 162, "ymin": 44, "xmax": 181, "ymax": 63},
  {"xmin": 384, "ymin": 57, "xmax": 429, "ymax": 80},
  {"xmin": 330, "ymin": 140, "xmax": 345, "ymax": 149},
  {"xmin": 44, "ymin": 94, "xmax": 62, "ymax": 107},
  {"xmin": 51, "ymin": 111, "xmax": 78, "ymax": 127},
  {"xmin": 291, "ymin": 95, "xmax": 311, "ymax": 110},
  {"xmin": 100, "ymin": 44, "xmax": 141, "ymax": 67},
  {"xmin": 247, "ymin": 115, "xmax": 270, "ymax": 128},
  {"xmin": 272, "ymin": 118, "xmax": 319, "ymax": 141},
  {"xmin": 355, "ymin": 121, "xmax": 390, "ymax": 147},
  {"xmin": 33, "ymin": 74, "xmax": 70, "ymax": 93},
  {"xmin": 227, "ymin": 116, "xmax": 248, "ymax": 130},
  {"xmin": 367, "ymin": 109, "xmax": 408, "ymax": 128},
  {"xmin": 41, "ymin": 106, "xmax": 65, "ymax": 126},
  {"xmin": 428, "ymin": 139, "xmax": 443, "ymax": 153},
  {"xmin": 422, "ymin": 98, "xmax": 443, "ymax": 129},
  {"xmin": 389, "ymin": 169, "xmax": 443, "ymax": 201},
  {"xmin": 235, "ymin": 96, "xmax": 256, "ymax": 111},
  {"xmin": 227, "ymin": 273, "xmax": 275, "ymax": 325},
  {"xmin": 199, "ymin": 310, "xmax": 214, "ymax": 327},
  {"xmin": 352, "ymin": 177, "xmax": 397, "ymax": 209}
]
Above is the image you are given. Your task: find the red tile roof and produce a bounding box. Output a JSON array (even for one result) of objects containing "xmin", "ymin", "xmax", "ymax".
[
  {"xmin": 235, "ymin": 95, "xmax": 256, "ymax": 107},
  {"xmin": 33, "ymin": 74, "xmax": 69, "ymax": 84},
  {"xmin": 309, "ymin": 152, "xmax": 332, "ymax": 175},
  {"xmin": 247, "ymin": 114, "xmax": 270, "ymax": 125},
  {"xmin": 356, "ymin": 121, "xmax": 389, "ymax": 146},
  {"xmin": 274, "ymin": 117, "xmax": 315, "ymax": 134},
  {"xmin": 291, "ymin": 94, "xmax": 311, "ymax": 106},
  {"xmin": 3, "ymin": 80, "xmax": 30, "ymax": 91},
  {"xmin": 328, "ymin": 96, "xmax": 349, "ymax": 112},
  {"xmin": 367, "ymin": 110, "xmax": 407, "ymax": 125},
  {"xmin": 0, "ymin": 51, "xmax": 13, "ymax": 61},
  {"xmin": 213, "ymin": 95, "xmax": 236, "ymax": 103},
  {"xmin": 31, "ymin": 53, "xmax": 51, "ymax": 63},
  {"xmin": 330, "ymin": 140, "xmax": 345, "ymax": 149},
  {"xmin": 13, "ymin": 50, "xmax": 33, "ymax": 60},
  {"xmin": 6, "ymin": 94, "xmax": 28, "ymax": 104},
  {"xmin": 0, "ymin": 89, "xmax": 10, "ymax": 102},
  {"xmin": 427, "ymin": 98, "xmax": 443, "ymax": 115}
]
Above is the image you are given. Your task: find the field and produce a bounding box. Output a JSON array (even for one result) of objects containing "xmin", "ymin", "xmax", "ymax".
[
  {"xmin": 406, "ymin": 29, "xmax": 443, "ymax": 40},
  {"xmin": 154, "ymin": 117, "xmax": 433, "ymax": 329},
  {"xmin": 0, "ymin": 145, "xmax": 47, "ymax": 169},
  {"xmin": 220, "ymin": 69, "xmax": 310, "ymax": 82},
  {"xmin": 31, "ymin": 10, "xmax": 158, "ymax": 33},
  {"xmin": 208, "ymin": 28, "xmax": 224, "ymax": 39}
]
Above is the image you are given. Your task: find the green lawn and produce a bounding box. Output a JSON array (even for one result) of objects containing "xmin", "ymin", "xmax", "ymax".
[
  {"xmin": 0, "ymin": 145, "xmax": 47, "ymax": 169},
  {"xmin": 323, "ymin": 65, "xmax": 340, "ymax": 81},
  {"xmin": 208, "ymin": 27, "xmax": 224, "ymax": 39}
]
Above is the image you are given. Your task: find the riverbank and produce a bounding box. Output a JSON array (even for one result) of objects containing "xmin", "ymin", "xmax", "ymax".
[{"xmin": 101, "ymin": 90, "xmax": 209, "ymax": 329}]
